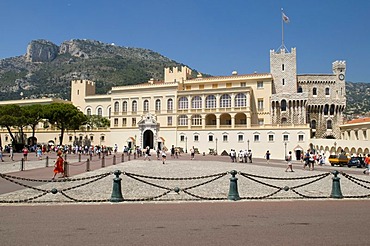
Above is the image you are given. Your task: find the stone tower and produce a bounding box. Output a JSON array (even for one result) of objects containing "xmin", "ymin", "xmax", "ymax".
[
  {"xmin": 270, "ymin": 48, "xmax": 307, "ymax": 125},
  {"xmin": 71, "ymin": 79, "xmax": 96, "ymax": 110}
]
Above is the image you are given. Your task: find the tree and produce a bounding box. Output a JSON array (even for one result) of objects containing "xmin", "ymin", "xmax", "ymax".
[
  {"xmin": 23, "ymin": 104, "xmax": 45, "ymax": 145},
  {"xmin": 43, "ymin": 103, "xmax": 87, "ymax": 146},
  {"xmin": 0, "ymin": 104, "xmax": 25, "ymax": 146},
  {"xmin": 85, "ymin": 115, "xmax": 110, "ymax": 129}
]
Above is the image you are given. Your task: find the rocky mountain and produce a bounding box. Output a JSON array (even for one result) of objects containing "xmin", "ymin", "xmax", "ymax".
[
  {"xmin": 0, "ymin": 39, "xmax": 368, "ymax": 116},
  {"xmin": 0, "ymin": 39, "xmax": 198, "ymax": 100}
]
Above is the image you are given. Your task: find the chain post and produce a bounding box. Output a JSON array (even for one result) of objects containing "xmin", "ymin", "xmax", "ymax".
[
  {"xmin": 101, "ymin": 155, "xmax": 105, "ymax": 168},
  {"xmin": 90, "ymin": 153, "xmax": 93, "ymax": 161},
  {"xmin": 86, "ymin": 159, "xmax": 91, "ymax": 172},
  {"xmin": 20, "ymin": 158, "xmax": 25, "ymax": 171},
  {"xmin": 330, "ymin": 170, "xmax": 343, "ymax": 199},
  {"xmin": 64, "ymin": 161, "xmax": 69, "ymax": 177},
  {"xmin": 134, "ymin": 152, "xmax": 136, "ymax": 159},
  {"xmin": 121, "ymin": 153, "xmax": 124, "ymax": 163},
  {"xmin": 110, "ymin": 170, "xmax": 124, "ymax": 202},
  {"xmin": 78, "ymin": 153, "xmax": 81, "ymax": 162},
  {"xmin": 113, "ymin": 155, "xmax": 116, "ymax": 165},
  {"xmin": 128, "ymin": 153, "xmax": 131, "ymax": 161},
  {"xmin": 45, "ymin": 156, "xmax": 49, "ymax": 167},
  {"xmin": 227, "ymin": 170, "xmax": 240, "ymax": 201}
]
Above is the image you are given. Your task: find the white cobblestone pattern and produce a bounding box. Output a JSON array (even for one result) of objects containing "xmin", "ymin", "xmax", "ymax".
[{"xmin": 1, "ymin": 157, "xmax": 369, "ymax": 205}]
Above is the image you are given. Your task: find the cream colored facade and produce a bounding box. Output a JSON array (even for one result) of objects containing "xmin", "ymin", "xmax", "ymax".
[{"xmin": 1, "ymin": 47, "xmax": 364, "ymax": 160}]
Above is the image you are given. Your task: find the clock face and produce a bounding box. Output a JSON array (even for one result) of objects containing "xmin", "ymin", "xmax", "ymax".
[{"xmin": 339, "ymin": 74, "xmax": 345, "ymax": 81}]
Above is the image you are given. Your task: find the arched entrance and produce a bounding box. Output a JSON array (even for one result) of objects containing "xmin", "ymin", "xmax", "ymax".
[{"xmin": 143, "ymin": 130, "xmax": 154, "ymax": 149}]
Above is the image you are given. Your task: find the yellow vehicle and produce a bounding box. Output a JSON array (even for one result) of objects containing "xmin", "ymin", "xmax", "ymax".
[{"xmin": 328, "ymin": 154, "xmax": 350, "ymax": 166}]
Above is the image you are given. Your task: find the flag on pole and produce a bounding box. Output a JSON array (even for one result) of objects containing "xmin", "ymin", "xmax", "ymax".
[{"xmin": 282, "ymin": 12, "xmax": 290, "ymax": 23}]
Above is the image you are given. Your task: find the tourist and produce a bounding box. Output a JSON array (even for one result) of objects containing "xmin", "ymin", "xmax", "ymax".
[
  {"xmin": 0, "ymin": 146, "xmax": 3, "ymax": 162},
  {"xmin": 22, "ymin": 146, "xmax": 28, "ymax": 161},
  {"xmin": 9, "ymin": 146, "xmax": 14, "ymax": 161},
  {"xmin": 190, "ymin": 146, "xmax": 195, "ymax": 160},
  {"xmin": 265, "ymin": 150, "xmax": 271, "ymax": 164},
  {"xmin": 144, "ymin": 146, "xmax": 151, "ymax": 161},
  {"xmin": 285, "ymin": 151, "xmax": 294, "ymax": 172},
  {"xmin": 364, "ymin": 154, "xmax": 370, "ymax": 175},
  {"xmin": 171, "ymin": 145, "xmax": 175, "ymax": 158},
  {"xmin": 230, "ymin": 149, "xmax": 236, "ymax": 162},
  {"xmin": 161, "ymin": 149, "xmax": 167, "ymax": 164},
  {"xmin": 248, "ymin": 150, "xmax": 253, "ymax": 163},
  {"xmin": 52, "ymin": 151, "xmax": 65, "ymax": 180}
]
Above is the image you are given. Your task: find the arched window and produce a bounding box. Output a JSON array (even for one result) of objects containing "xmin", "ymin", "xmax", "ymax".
[
  {"xmin": 155, "ymin": 99, "xmax": 161, "ymax": 112},
  {"xmin": 167, "ymin": 98, "xmax": 173, "ymax": 111},
  {"xmin": 205, "ymin": 95, "xmax": 216, "ymax": 108},
  {"xmin": 178, "ymin": 115, "xmax": 188, "ymax": 126},
  {"xmin": 86, "ymin": 108, "xmax": 91, "ymax": 116},
  {"xmin": 281, "ymin": 117, "xmax": 287, "ymax": 124},
  {"xmin": 191, "ymin": 114, "xmax": 202, "ymax": 125},
  {"xmin": 311, "ymin": 120, "xmax": 316, "ymax": 129},
  {"xmin": 122, "ymin": 101, "xmax": 128, "ymax": 113},
  {"xmin": 281, "ymin": 100, "xmax": 287, "ymax": 111},
  {"xmin": 297, "ymin": 86, "xmax": 303, "ymax": 93},
  {"xmin": 235, "ymin": 93, "xmax": 246, "ymax": 107},
  {"xmin": 178, "ymin": 97, "xmax": 188, "ymax": 109},
  {"xmin": 324, "ymin": 104, "xmax": 329, "ymax": 115},
  {"xmin": 191, "ymin": 96, "xmax": 202, "ymax": 109},
  {"xmin": 327, "ymin": 120, "xmax": 332, "ymax": 129},
  {"xmin": 220, "ymin": 94, "xmax": 231, "ymax": 108},
  {"xmin": 330, "ymin": 104, "xmax": 335, "ymax": 115},
  {"xmin": 97, "ymin": 108, "xmax": 102, "ymax": 117},
  {"xmin": 108, "ymin": 107, "xmax": 111, "ymax": 119},
  {"xmin": 143, "ymin": 100, "xmax": 149, "ymax": 112},
  {"xmin": 114, "ymin": 102, "xmax": 119, "ymax": 113},
  {"xmin": 325, "ymin": 87, "xmax": 330, "ymax": 96},
  {"xmin": 132, "ymin": 100, "xmax": 137, "ymax": 113},
  {"xmin": 313, "ymin": 88, "xmax": 317, "ymax": 96}
]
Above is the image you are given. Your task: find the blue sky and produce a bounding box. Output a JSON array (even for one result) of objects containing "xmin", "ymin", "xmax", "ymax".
[{"xmin": 0, "ymin": 0, "xmax": 369, "ymax": 82}]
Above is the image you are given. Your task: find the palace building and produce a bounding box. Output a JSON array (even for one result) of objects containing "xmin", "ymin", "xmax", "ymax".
[{"xmin": 67, "ymin": 46, "xmax": 347, "ymax": 159}]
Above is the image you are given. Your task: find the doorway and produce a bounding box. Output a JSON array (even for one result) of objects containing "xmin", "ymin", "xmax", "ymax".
[{"xmin": 143, "ymin": 130, "xmax": 154, "ymax": 149}]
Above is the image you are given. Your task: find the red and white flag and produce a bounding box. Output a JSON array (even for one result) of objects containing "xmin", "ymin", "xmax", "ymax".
[{"xmin": 282, "ymin": 12, "xmax": 290, "ymax": 23}]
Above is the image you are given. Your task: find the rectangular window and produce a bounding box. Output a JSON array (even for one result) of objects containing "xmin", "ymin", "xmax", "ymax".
[
  {"xmin": 69, "ymin": 136, "xmax": 73, "ymax": 141},
  {"xmin": 132, "ymin": 118, "xmax": 136, "ymax": 126},
  {"xmin": 282, "ymin": 78, "xmax": 285, "ymax": 86},
  {"xmin": 223, "ymin": 135, "xmax": 228, "ymax": 142},
  {"xmin": 254, "ymin": 135, "xmax": 260, "ymax": 142},
  {"xmin": 180, "ymin": 135, "xmax": 185, "ymax": 142},
  {"xmin": 298, "ymin": 134, "xmax": 304, "ymax": 142},
  {"xmin": 208, "ymin": 135, "xmax": 214, "ymax": 142},
  {"xmin": 194, "ymin": 135, "xmax": 199, "ymax": 142},
  {"xmin": 199, "ymin": 85, "xmax": 204, "ymax": 90},
  {"xmin": 283, "ymin": 135, "xmax": 289, "ymax": 141},
  {"xmin": 114, "ymin": 118, "xmax": 118, "ymax": 126},
  {"xmin": 212, "ymin": 84, "xmax": 218, "ymax": 89},
  {"xmin": 240, "ymin": 82, "xmax": 246, "ymax": 87},
  {"xmin": 186, "ymin": 85, "xmax": 191, "ymax": 90},
  {"xmin": 90, "ymin": 136, "xmax": 94, "ymax": 141},
  {"xmin": 226, "ymin": 83, "xmax": 232, "ymax": 88},
  {"xmin": 258, "ymin": 119, "xmax": 264, "ymax": 125},
  {"xmin": 238, "ymin": 134, "xmax": 244, "ymax": 142},
  {"xmin": 122, "ymin": 118, "xmax": 127, "ymax": 126},
  {"xmin": 282, "ymin": 64, "xmax": 285, "ymax": 71},
  {"xmin": 258, "ymin": 99, "xmax": 264, "ymax": 111},
  {"xmin": 268, "ymin": 135, "xmax": 274, "ymax": 142},
  {"xmin": 167, "ymin": 116, "xmax": 172, "ymax": 126},
  {"xmin": 257, "ymin": 81, "xmax": 263, "ymax": 89}
]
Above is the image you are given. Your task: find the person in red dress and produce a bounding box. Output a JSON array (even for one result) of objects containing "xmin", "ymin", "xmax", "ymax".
[{"xmin": 52, "ymin": 151, "xmax": 65, "ymax": 180}]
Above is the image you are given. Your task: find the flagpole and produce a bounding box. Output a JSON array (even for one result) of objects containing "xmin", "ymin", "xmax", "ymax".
[{"xmin": 281, "ymin": 8, "xmax": 284, "ymax": 51}]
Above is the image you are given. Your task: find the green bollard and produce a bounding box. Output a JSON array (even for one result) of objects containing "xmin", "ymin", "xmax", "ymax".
[
  {"xmin": 110, "ymin": 170, "xmax": 124, "ymax": 202},
  {"xmin": 228, "ymin": 170, "xmax": 240, "ymax": 201},
  {"xmin": 330, "ymin": 170, "xmax": 343, "ymax": 199}
]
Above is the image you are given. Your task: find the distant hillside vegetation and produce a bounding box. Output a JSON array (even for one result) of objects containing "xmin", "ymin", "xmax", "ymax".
[{"xmin": 0, "ymin": 39, "xmax": 201, "ymax": 100}]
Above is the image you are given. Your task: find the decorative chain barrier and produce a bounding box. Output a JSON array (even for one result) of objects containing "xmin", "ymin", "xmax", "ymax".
[{"xmin": 1, "ymin": 170, "xmax": 370, "ymax": 204}]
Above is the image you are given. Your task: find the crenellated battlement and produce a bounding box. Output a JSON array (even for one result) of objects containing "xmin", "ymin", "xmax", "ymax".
[{"xmin": 332, "ymin": 60, "xmax": 346, "ymax": 74}]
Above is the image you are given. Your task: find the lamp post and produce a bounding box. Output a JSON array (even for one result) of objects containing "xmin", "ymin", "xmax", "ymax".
[
  {"xmin": 185, "ymin": 136, "xmax": 188, "ymax": 153},
  {"xmin": 284, "ymin": 141, "xmax": 287, "ymax": 158},
  {"xmin": 247, "ymin": 139, "xmax": 250, "ymax": 151},
  {"xmin": 215, "ymin": 137, "xmax": 218, "ymax": 155}
]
